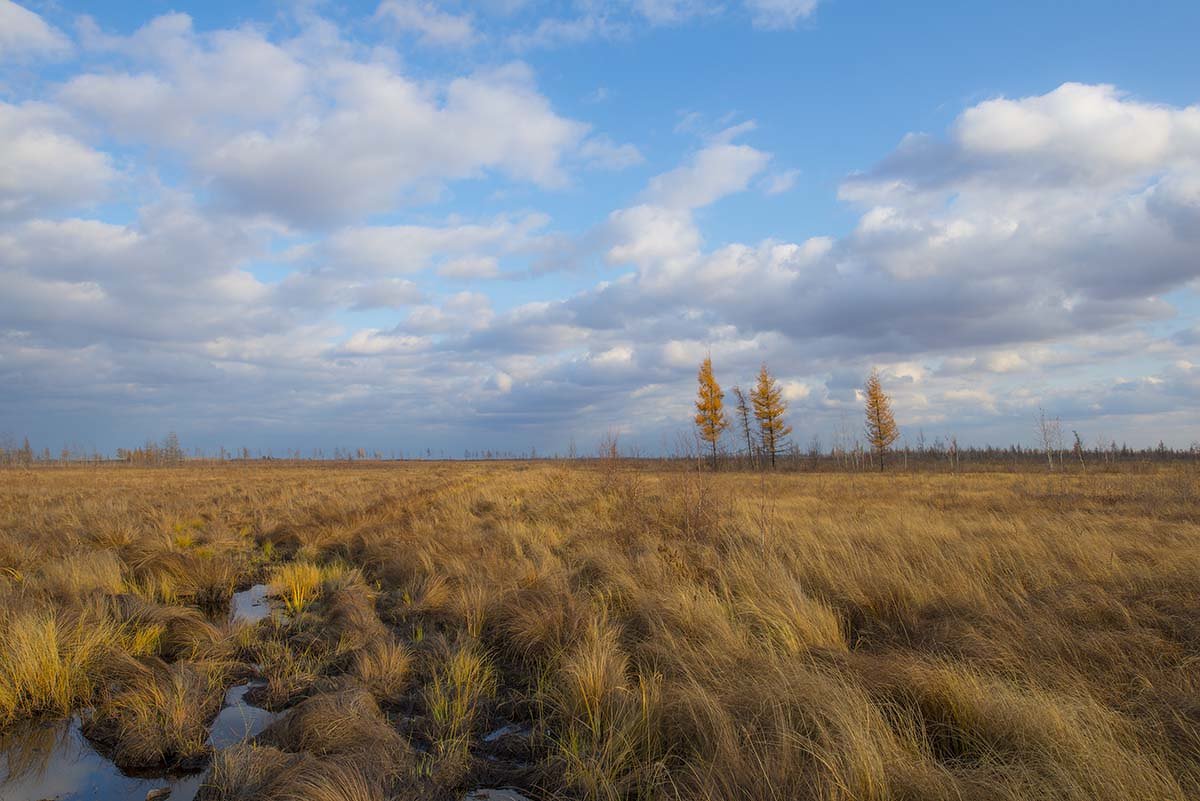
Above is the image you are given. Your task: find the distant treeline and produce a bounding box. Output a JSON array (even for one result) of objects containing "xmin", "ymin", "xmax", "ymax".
[
  {"xmin": 687, "ymin": 357, "xmax": 1200, "ymax": 473},
  {"xmin": 1, "ymin": 431, "xmax": 1198, "ymax": 470}
]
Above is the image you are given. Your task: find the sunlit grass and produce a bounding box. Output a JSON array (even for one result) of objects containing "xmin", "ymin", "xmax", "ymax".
[
  {"xmin": 268, "ymin": 561, "xmax": 323, "ymax": 615},
  {"xmin": 0, "ymin": 608, "xmax": 117, "ymax": 724},
  {"xmin": 0, "ymin": 461, "xmax": 1195, "ymax": 800}
]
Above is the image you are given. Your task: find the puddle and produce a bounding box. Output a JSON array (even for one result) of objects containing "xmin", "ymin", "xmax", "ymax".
[
  {"xmin": 483, "ymin": 723, "xmax": 531, "ymax": 743},
  {"xmin": 0, "ymin": 682, "xmax": 277, "ymax": 801},
  {"xmin": 463, "ymin": 790, "xmax": 533, "ymax": 801},
  {"xmin": 228, "ymin": 584, "xmax": 271, "ymax": 625},
  {"xmin": 207, "ymin": 683, "xmax": 278, "ymax": 750},
  {"xmin": 0, "ymin": 717, "xmax": 200, "ymax": 801}
]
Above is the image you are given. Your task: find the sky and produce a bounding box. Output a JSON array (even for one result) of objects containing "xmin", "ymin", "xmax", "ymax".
[{"xmin": 1, "ymin": 0, "xmax": 1199, "ymax": 457}]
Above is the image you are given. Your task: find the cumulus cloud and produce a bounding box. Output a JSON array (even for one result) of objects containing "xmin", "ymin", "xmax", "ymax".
[
  {"xmin": 494, "ymin": 83, "xmax": 1200, "ymax": 445},
  {"xmin": 302, "ymin": 214, "xmax": 552, "ymax": 277},
  {"xmin": 375, "ymin": 0, "xmax": 477, "ymax": 47},
  {"xmin": 643, "ymin": 142, "xmax": 771, "ymax": 209},
  {"xmin": 3, "ymin": 3, "xmax": 1198, "ymax": 460},
  {"xmin": 0, "ymin": 1, "xmax": 71, "ymax": 61},
  {"xmin": 438, "ymin": 256, "xmax": 501, "ymax": 280},
  {"xmin": 0, "ymin": 101, "xmax": 115, "ymax": 218},
  {"xmin": 204, "ymin": 61, "xmax": 587, "ymax": 226},
  {"xmin": 61, "ymin": 16, "xmax": 591, "ymax": 227},
  {"xmin": 0, "ymin": 199, "xmax": 277, "ymax": 348}
]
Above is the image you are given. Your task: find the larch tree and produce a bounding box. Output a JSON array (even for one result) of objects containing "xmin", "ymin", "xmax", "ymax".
[
  {"xmin": 751, "ymin": 363, "xmax": 792, "ymax": 468},
  {"xmin": 694, "ymin": 356, "xmax": 729, "ymax": 468},
  {"xmin": 863, "ymin": 368, "xmax": 900, "ymax": 471},
  {"xmin": 732, "ymin": 385, "xmax": 756, "ymax": 467}
]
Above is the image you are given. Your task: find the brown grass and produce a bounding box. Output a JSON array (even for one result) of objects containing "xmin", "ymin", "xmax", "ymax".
[
  {"xmin": 84, "ymin": 659, "xmax": 231, "ymax": 769},
  {"xmin": 0, "ymin": 461, "xmax": 1197, "ymax": 800}
]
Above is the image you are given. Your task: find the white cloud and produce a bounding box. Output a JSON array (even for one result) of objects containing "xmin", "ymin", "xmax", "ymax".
[
  {"xmin": 339, "ymin": 329, "xmax": 429, "ymax": 355},
  {"xmin": 5, "ymin": 11, "xmax": 1200, "ymax": 458},
  {"xmin": 61, "ymin": 16, "xmax": 590, "ymax": 227},
  {"xmin": 580, "ymin": 135, "xmax": 645, "ymax": 169},
  {"xmin": 375, "ymin": 0, "xmax": 477, "ymax": 47},
  {"xmin": 65, "ymin": 15, "xmax": 310, "ymax": 144},
  {"xmin": 404, "ymin": 292, "xmax": 494, "ymax": 334},
  {"xmin": 312, "ymin": 214, "xmax": 550, "ymax": 276},
  {"xmin": 507, "ymin": 13, "xmax": 626, "ymax": 50},
  {"xmin": 781, "ymin": 380, "xmax": 811, "ymax": 401},
  {"xmin": 0, "ymin": 1, "xmax": 71, "ymax": 61},
  {"xmin": 761, "ymin": 168, "xmax": 800, "ymax": 195},
  {"xmin": 202, "ymin": 61, "xmax": 585, "ymax": 226},
  {"xmin": 505, "ymin": 0, "xmax": 811, "ymax": 50},
  {"xmin": 643, "ymin": 143, "xmax": 771, "ymax": 209},
  {"xmin": 743, "ymin": 0, "xmax": 819, "ymax": 30},
  {"xmin": 634, "ymin": 0, "xmax": 715, "ymax": 25},
  {"xmin": 606, "ymin": 205, "xmax": 702, "ymax": 273},
  {"xmin": 0, "ymin": 199, "xmax": 277, "ymax": 348},
  {"xmin": 954, "ymin": 83, "xmax": 1199, "ymax": 179},
  {"xmin": 0, "ymin": 101, "xmax": 115, "ymax": 218},
  {"xmin": 438, "ymin": 256, "xmax": 501, "ymax": 279}
]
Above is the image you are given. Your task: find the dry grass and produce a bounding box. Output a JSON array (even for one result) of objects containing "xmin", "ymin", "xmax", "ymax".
[
  {"xmin": 0, "ymin": 607, "xmax": 120, "ymax": 723},
  {"xmin": 422, "ymin": 637, "xmax": 498, "ymax": 783},
  {"xmin": 268, "ymin": 562, "xmax": 324, "ymax": 616},
  {"xmin": 84, "ymin": 659, "xmax": 231, "ymax": 769},
  {"xmin": 0, "ymin": 461, "xmax": 1197, "ymax": 801},
  {"xmin": 352, "ymin": 637, "xmax": 413, "ymax": 705}
]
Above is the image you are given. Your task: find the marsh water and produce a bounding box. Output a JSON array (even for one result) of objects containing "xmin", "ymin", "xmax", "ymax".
[
  {"xmin": 0, "ymin": 679, "xmax": 279, "ymax": 801},
  {"xmin": 0, "ymin": 586, "xmax": 278, "ymax": 801},
  {"xmin": 0, "ymin": 715, "xmax": 199, "ymax": 801},
  {"xmin": 0, "ymin": 583, "xmax": 525, "ymax": 801},
  {"xmin": 228, "ymin": 583, "xmax": 272, "ymax": 625}
]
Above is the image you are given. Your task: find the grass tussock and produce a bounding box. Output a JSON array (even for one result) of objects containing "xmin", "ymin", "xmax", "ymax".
[
  {"xmin": 548, "ymin": 616, "xmax": 666, "ymax": 801},
  {"xmin": 0, "ymin": 608, "xmax": 119, "ymax": 724},
  {"xmin": 268, "ymin": 562, "xmax": 324, "ymax": 616},
  {"xmin": 84, "ymin": 659, "xmax": 231, "ymax": 769},
  {"xmin": 352, "ymin": 637, "xmax": 413, "ymax": 705},
  {"xmin": 201, "ymin": 744, "xmax": 388, "ymax": 801},
  {"xmin": 0, "ymin": 461, "xmax": 1197, "ymax": 800},
  {"xmin": 422, "ymin": 638, "xmax": 497, "ymax": 775}
]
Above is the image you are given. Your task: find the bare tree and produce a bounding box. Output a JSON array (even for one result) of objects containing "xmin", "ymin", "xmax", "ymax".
[
  {"xmin": 732, "ymin": 386, "xmax": 756, "ymax": 468},
  {"xmin": 1035, "ymin": 407, "xmax": 1062, "ymax": 471},
  {"xmin": 599, "ymin": 430, "xmax": 621, "ymax": 460}
]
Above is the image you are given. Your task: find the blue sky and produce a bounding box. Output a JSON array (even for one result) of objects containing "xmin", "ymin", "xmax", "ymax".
[{"xmin": 1, "ymin": 0, "xmax": 1199, "ymax": 456}]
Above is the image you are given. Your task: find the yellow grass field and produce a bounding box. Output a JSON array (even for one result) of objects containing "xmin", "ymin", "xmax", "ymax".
[{"xmin": 1, "ymin": 461, "xmax": 1198, "ymax": 800}]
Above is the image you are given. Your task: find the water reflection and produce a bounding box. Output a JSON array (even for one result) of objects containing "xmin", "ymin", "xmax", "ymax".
[
  {"xmin": 228, "ymin": 584, "xmax": 271, "ymax": 625},
  {"xmin": 0, "ymin": 682, "xmax": 276, "ymax": 801},
  {"xmin": 208, "ymin": 683, "xmax": 278, "ymax": 750},
  {"xmin": 0, "ymin": 716, "xmax": 194, "ymax": 801}
]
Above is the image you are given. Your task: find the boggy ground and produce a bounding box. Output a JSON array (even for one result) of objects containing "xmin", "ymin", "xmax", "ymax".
[{"xmin": 0, "ymin": 460, "xmax": 1198, "ymax": 801}]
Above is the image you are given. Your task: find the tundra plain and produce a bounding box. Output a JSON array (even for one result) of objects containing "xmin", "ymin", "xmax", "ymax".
[{"xmin": 0, "ymin": 461, "xmax": 1198, "ymax": 801}]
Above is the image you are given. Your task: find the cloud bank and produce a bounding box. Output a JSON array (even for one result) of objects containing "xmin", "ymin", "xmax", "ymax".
[{"xmin": 1, "ymin": 3, "xmax": 1197, "ymax": 453}]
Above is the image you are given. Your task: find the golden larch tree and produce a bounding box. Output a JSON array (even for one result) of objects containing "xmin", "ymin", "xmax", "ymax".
[
  {"xmin": 863, "ymin": 368, "xmax": 900, "ymax": 471},
  {"xmin": 751, "ymin": 363, "xmax": 792, "ymax": 468},
  {"xmin": 694, "ymin": 356, "xmax": 729, "ymax": 468}
]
